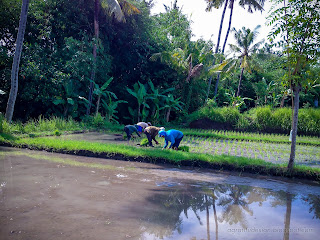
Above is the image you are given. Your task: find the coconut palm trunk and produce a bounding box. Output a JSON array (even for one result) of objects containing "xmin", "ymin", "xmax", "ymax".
[
  {"xmin": 206, "ymin": 0, "xmax": 229, "ymax": 100},
  {"xmin": 213, "ymin": 0, "xmax": 235, "ymax": 98},
  {"xmin": 5, "ymin": 0, "xmax": 29, "ymax": 122},
  {"xmin": 288, "ymin": 85, "xmax": 301, "ymax": 169},
  {"xmin": 236, "ymin": 67, "xmax": 244, "ymax": 97}
]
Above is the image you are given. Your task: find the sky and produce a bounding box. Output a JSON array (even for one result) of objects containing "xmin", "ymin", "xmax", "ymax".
[{"xmin": 150, "ymin": 0, "xmax": 274, "ymax": 53}]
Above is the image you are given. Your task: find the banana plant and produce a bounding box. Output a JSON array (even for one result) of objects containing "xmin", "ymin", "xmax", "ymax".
[
  {"xmin": 147, "ymin": 80, "xmax": 175, "ymax": 122},
  {"xmin": 101, "ymin": 98, "xmax": 127, "ymax": 123},
  {"xmin": 91, "ymin": 77, "xmax": 117, "ymax": 116},
  {"xmin": 53, "ymin": 78, "xmax": 88, "ymax": 118},
  {"xmin": 126, "ymin": 81, "xmax": 150, "ymax": 122},
  {"xmin": 163, "ymin": 94, "xmax": 184, "ymax": 122},
  {"xmin": 224, "ymin": 90, "xmax": 253, "ymax": 109},
  {"xmin": 150, "ymin": 48, "xmax": 203, "ymax": 113}
]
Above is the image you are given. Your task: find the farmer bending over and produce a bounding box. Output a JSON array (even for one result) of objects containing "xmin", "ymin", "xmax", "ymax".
[
  {"xmin": 144, "ymin": 126, "xmax": 165, "ymax": 147},
  {"xmin": 124, "ymin": 124, "xmax": 142, "ymax": 141},
  {"xmin": 136, "ymin": 121, "xmax": 152, "ymax": 130},
  {"xmin": 158, "ymin": 129, "xmax": 183, "ymax": 150}
]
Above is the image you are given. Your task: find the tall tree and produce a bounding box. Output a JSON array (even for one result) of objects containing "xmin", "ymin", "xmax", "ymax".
[
  {"xmin": 229, "ymin": 25, "xmax": 263, "ymax": 97},
  {"xmin": 268, "ymin": 0, "xmax": 320, "ymax": 169},
  {"xmin": 205, "ymin": 0, "xmax": 229, "ymax": 100},
  {"xmin": 205, "ymin": 0, "xmax": 265, "ymax": 99},
  {"xmin": 5, "ymin": 0, "xmax": 29, "ymax": 122},
  {"xmin": 86, "ymin": 0, "xmax": 140, "ymax": 116}
]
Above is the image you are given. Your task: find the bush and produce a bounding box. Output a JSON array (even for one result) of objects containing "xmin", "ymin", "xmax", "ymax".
[
  {"xmin": 236, "ymin": 115, "xmax": 252, "ymax": 130},
  {"xmin": 92, "ymin": 113, "xmax": 105, "ymax": 128},
  {"xmin": 253, "ymin": 106, "xmax": 273, "ymax": 130},
  {"xmin": 219, "ymin": 107, "xmax": 241, "ymax": 125},
  {"xmin": 188, "ymin": 106, "xmax": 319, "ymax": 136},
  {"xmin": 272, "ymin": 108, "xmax": 292, "ymax": 132},
  {"xmin": 298, "ymin": 108, "xmax": 320, "ymax": 135}
]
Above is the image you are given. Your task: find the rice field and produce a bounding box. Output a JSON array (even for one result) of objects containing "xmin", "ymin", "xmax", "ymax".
[{"xmin": 132, "ymin": 132, "xmax": 320, "ymax": 168}]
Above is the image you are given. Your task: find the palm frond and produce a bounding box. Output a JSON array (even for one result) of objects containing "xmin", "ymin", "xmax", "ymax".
[{"xmin": 101, "ymin": 0, "xmax": 125, "ymax": 22}]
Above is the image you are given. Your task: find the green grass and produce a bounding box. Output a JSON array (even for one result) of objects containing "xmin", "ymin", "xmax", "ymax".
[{"xmin": 1, "ymin": 134, "xmax": 319, "ymax": 181}]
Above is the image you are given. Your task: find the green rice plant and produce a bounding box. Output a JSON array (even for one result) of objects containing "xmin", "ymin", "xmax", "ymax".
[
  {"xmin": 54, "ymin": 130, "xmax": 62, "ymax": 136},
  {"xmin": 140, "ymin": 138, "xmax": 149, "ymax": 146},
  {"xmin": 178, "ymin": 145, "xmax": 190, "ymax": 152}
]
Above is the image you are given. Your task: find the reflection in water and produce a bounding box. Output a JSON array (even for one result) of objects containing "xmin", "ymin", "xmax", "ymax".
[{"xmin": 140, "ymin": 182, "xmax": 320, "ymax": 240}]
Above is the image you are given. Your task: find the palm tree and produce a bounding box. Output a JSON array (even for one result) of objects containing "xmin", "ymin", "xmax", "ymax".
[
  {"xmin": 205, "ymin": 0, "xmax": 266, "ymax": 99},
  {"xmin": 229, "ymin": 25, "xmax": 263, "ymax": 97},
  {"xmin": 150, "ymin": 48, "xmax": 203, "ymax": 113},
  {"xmin": 205, "ymin": 0, "xmax": 229, "ymax": 100},
  {"xmin": 86, "ymin": 0, "xmax": 140, "ymax": 116},
  {"xmin": 5, "ymin": 0, "xmax": 29, "ymax": 122}
]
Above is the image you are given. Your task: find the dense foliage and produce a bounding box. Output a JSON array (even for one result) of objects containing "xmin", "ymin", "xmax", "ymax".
[{"xmin": 0, "ymin": 0, "xmax": 319, "ymax": 127}]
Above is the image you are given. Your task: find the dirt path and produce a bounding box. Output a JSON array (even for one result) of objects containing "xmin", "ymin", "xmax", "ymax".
[{"xmin": 1, "ymin": 146, "xmax": 320, "ymax": 240}]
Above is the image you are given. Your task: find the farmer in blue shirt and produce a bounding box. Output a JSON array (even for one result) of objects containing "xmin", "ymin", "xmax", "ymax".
[
  {"xmin": 158, "ymin": 129, "xmax": 184, "ymax": 150},
  {"xmin": 124, "ymin": 124, "xmax": 142, "ymax": 141}
]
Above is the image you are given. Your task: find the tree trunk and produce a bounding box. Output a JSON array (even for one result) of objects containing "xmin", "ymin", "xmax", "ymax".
[
  {"xmin": 166, "ymin": 107, "xmax": 171, "ymax": 122},
  {"xmin": 86, "ymin": 0, "xmax": 100, "ymax": 116},
  {"xmin": 185, "ymin": 78, "xmax": 193, "ymax": 113},
  {"xmin": 206, "ymin": 0, "xmax": 229, "ymax": 101},
  {"xmin": 221, "ymin": 0, "xmax": 234, "ymax": 54},
  {"xmin": 287, "ymin": 85, "xmax": 300, "ymax": 169},
  {"xmin": 213, "ymin": 0, "xmax": 235, "ymax": 98},
  {"xmin": 5, "ymin": 0, "xmax": 29, "ymax": 122},
  {"xmin": 236, "ymin": 67, "xmax": 244, "ymax": 97},
  {"xmin": 205, "ymin": 195, "xmax": 211, "ymax": 240},
  {"xmin": 95, "ymin": 95, "xmax": 101, "ymax": 116}
]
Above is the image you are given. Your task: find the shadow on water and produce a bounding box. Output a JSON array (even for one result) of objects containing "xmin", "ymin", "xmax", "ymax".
[{"xmin": 131, "ymin": 181, "xmax": 320, "ymax": 240}]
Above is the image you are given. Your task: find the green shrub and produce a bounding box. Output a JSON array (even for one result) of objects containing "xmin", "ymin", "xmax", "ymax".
[
  {"xmin": 236, "ymin": 115, "xmax": 251, "ymax": 130},
  {"xmin": 219, "ymin": 107, "xmax": 241, "ymax": 125},
  {"xmin": 254, "ymin": 106, "xmax": 273, "ymax": 130},
  {"xmin": 272, "ymin": 107, "xmax": 292, "ymax": 132},
  {"xmin": 298, "ymin": 108, "xmax": 320, "ymax": 135},
  {"xmin": 92, "ymin": 113, "xmax": 105, "ymax": 128}
]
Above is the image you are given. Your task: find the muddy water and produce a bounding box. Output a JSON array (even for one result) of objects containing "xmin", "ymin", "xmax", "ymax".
[{"xmin": 0, "ymin": 146, "xmax": 319, "ymax": 240}]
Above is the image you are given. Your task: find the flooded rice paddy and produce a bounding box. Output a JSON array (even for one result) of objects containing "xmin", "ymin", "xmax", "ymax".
[
  {"xmin": 1, "ymin": 145, "xmax": 320, "ymax": 240},
  {"xmin": 58, "ymin": 132, "xmax": 320, "ymax": 167}
]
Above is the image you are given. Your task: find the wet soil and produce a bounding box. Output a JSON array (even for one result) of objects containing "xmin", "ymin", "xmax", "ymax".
[{"xmin": 1, "ymin": 146, "xmax": 320, "ymax": 240}]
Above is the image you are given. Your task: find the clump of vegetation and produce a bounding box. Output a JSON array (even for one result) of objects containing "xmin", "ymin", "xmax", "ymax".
[
  {"xmin": 178, "ymin": 145, "xmax": 189, "ymax": 152},
  {"xmin": 0, "ymin": 113, "xmax": 4, "ymax": 133},
  {"xmin": 140, "ymin": 138, "xmax": 149, "ymax": 146},
  {"xmin": 189, "ymin": 106, "xmax": 320, "ymax": 136},
  {"xmin": 54, "ymin": 130, "xmax": 62, "ymax": 136}
]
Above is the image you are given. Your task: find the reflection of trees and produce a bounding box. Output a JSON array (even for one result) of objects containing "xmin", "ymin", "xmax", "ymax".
[
  {"xmin": 283, "ymin": 193, "xmax": 292, "ymax": 240},
  {"xmin": 217, "ymin": 185, "xmax": 253, "ymax": 229},
  {"xmin": 141, "ymin": 185, "xmax": 211, "ymax": 239},
  {"xmin": 302, "ymin": 195, "xmax": 320, "ymax": 220},
  {"xmin": 139, "ymin": 181, "xmax": 317, "ymax": 240}
]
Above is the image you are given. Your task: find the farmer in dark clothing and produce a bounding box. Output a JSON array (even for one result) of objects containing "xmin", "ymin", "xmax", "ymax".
[
  {"xmin": 124, "ymin": 124, "xmax": 142, "ymax": 141},
  {"xmin": 144, "ymin": 126, "xmax": 164, "ymax": 147}
]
